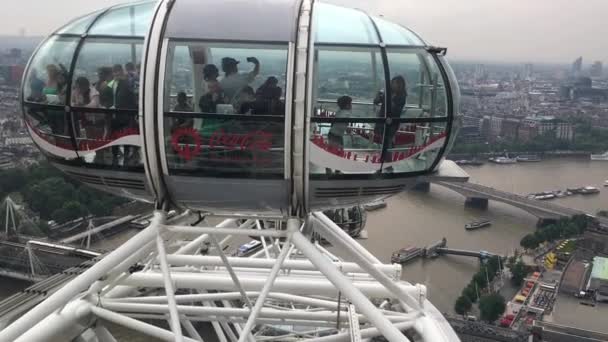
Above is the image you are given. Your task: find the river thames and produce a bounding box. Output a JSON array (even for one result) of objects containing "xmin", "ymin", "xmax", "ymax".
[
  {"xmin": 0, "ymin": 156, "xmax": 606, "ymax": 337},
  {"xmin": 361, "ymin": 156, "xmax": 608, "ymax": 332}
]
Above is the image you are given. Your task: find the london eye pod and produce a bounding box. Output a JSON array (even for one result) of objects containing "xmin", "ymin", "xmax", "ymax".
[{"xmin": 21, "ymin": 0, "xmax": 462, "ymax": 216}]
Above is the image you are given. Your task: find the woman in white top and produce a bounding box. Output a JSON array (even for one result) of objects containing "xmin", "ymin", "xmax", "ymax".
[{"xmin": 72, "ymin": 76, "xmax": 104, "ymax": 149}]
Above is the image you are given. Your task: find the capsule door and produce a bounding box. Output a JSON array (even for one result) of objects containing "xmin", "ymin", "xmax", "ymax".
[{"xmin": 158, "ymin": 40, "xmax": 292, "ymax": 214}]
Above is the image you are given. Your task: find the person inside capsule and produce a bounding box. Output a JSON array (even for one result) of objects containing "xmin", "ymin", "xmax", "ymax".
[
  {"xmin": 220, "ymin": 56, "xmax": 260, "ymax": 102},
  {"xmin": 374, "ymin": 75, "xmax": 408, "ymax": 162}
]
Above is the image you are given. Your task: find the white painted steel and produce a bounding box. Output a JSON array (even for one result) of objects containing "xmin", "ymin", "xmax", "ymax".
[
  {"xmin": 166, "ymin": 226, "xmax": 287, "ymax": 238},
  {"xmin": 164, "ymin": 255, "xmax": 399, "ymax": 275},
  {"xmin": 156, "ymin": 233, "xmax": 184, "ymax": 342},
  {"xmin": 0, "ymin": 209, "xmax": 457, "ymax": 342},
  {"xmin": 312, "ymin": 213, "xmax": 381, "ymax": 264},
  {"xmin": 209, "ymin": 234, "xmax": 253, "ymax": 310},
  {"xmin": 292, "ymin": 0, "xmax": 312, "ymax": 210},
  {"xmin": 0, "ymin": 211, "xmax": 165, "ymax": 342},
  {"xmin": 14, "ymin": 300, "xmax": 92, "ymax": 342},
  {"xmin": 237, "ymin": 231, "xmax": 293, "ymax": 342},
  {"xmin": 306, "ymin": 322, "xmax": 416, "ymax": 342},
  {"xmin": 173, "ymin": 218, "xmax": 239, "ymax": 255},
  {"xmin": 313, "ymin": 213, "xmax": 421, "ymax": 311},
  {"xmin": 93, "ymin": 325, "xmax": 118, "ymax": 342},
  {"xmin": 97, "ymin": 302, "xmax": 408, "ymax": 324},
  {"xmin": 290, "ymin": 229, "xmax": 408, "ymax": 342},
  {"xmin": 90, "ymin": 306, "xmax": 200, "ymax": 342},
  {"xmin": 120, "ymin": 271, "xmax": 419, "ymax": 298},
  {"xmin": 141, "ymin": 0, "xmax": 170, "ymax": 201}
]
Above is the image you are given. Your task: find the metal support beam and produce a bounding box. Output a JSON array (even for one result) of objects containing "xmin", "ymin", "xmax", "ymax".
[
  {"xmin": 238, "ymin": 232, "xmax": 293, "ymax": 342},
  {"xmin": 0, "ymin": 211, "xmax": 166, "ymax": 342},
  {"xmin": 156, "ymin": 232, "xmax": 184, "ymax": 342},
  {"xmin": 90, "ymin": 305, "xmax": 199, "ymax": 342},
  {"xmin": 313, "ymin": 213, "xmax": 421, "ymax": 311},
  {"xmin": 166, "ymin": 226, "xmax": 287, "ymax": 238},
  {"xmin": 290, "ymin": 225, "xmax": 408, "ymax": 342}
]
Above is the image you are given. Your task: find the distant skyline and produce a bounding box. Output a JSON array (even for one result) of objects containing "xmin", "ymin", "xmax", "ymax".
[{"xmin": 0, "ymin": 0, "xmax": 606, "ymax": 65}]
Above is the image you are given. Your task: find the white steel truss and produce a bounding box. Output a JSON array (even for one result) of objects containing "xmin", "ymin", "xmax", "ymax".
[{"xmin": 0, "ymin": 211, "xmax": 459, "ymax": 342}]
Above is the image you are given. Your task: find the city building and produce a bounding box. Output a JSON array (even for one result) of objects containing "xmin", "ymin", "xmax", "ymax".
[
  {"xmin": 572, "ymin": 56, "xmax": 583, "ymax": 77},
  {"xmin": 4, "ymin": 136, "xmax": 33, "ymax": 146},
  {"xmin": 523, "ymin": 63, "xmax": 534, "ymax": 80},
  {"xmin": 589, "ymin": 256, "xmax": 608, "ymax": 290},
  {"xmin": 519, "ymin": 116, "xmax": 575, "ymax": 142},
  {"xmin": 501, "ymin": 118, "xmax": 520, "ymax": 140},
  {"xmin": 0, "ymin": 155, "xmax": 15, "ymax": 170},
  {"xmin": 555, "ymin": 121, "xmax": 575, "ymax": 141},
  {"xmin": 480, "ymin": 115, "xmax": 504, "ymax": 141},
  {"xmin": 591, "ymin": 61, "xmax": 603, "ymax": 78}
]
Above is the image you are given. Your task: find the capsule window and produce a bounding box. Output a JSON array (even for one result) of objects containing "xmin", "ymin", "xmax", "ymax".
[
  {"xmin": 71, "ymin": 39, "xmax": 143, "ymax": 169},
  {"xmin": 163, "ymin": 42, "xmax": 288, "ymax": 178},
  {"xmin": 310, "ymin": 46, "xmax": 386, "ymax": 175},
  {"xmin": 23, "ymin": 36, "xmax": 78, "ymax": 105},
  {"xmin": 383, "ymin": 49, "xmax": 450, "ymax": 174}
]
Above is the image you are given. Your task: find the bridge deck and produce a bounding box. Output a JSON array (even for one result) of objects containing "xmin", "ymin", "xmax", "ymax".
[{"xmin": 436, "ymin": 181, "xmax": 593, "ymax": 219}]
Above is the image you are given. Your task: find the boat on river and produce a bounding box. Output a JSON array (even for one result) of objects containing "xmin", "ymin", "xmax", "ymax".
[
  {"xmin": 516, "ymin": 154, "xmax": 541, "ymax": 162},
  {"xmin": 391, "ymin": 247, "xmax": 423, "ymax": 264},
  {"xmin": 465, "ymin": 219, "xmax": 492, "ymax": 230},
  {"xmin": 489, "ymin": 157, "xmax": 517, "ymax": 164},
  {"xmin": 590, "ymin": 152, "xmax": 608, "ymax": 161}
]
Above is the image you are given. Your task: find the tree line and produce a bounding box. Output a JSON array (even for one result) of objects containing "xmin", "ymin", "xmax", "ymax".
[
  {"xmin": 519, "ymin": 215, "xmax": 590, "ymax": 251},
  {"xmin": 454, "ymin": 255, "xmax": 507, "ymax": 323},
  {"xmin": 0, "ymin": 162, "xmax": 127, "ymax": 235}
]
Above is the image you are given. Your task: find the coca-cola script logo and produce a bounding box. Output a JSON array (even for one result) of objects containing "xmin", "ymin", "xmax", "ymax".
[
  {"xmin": 171, "ymin": 128, "xmax": 274, "ymax": 162},
  {"xmin": 171, "ymin": 128, "xmax": 202, "ymax": 161}
]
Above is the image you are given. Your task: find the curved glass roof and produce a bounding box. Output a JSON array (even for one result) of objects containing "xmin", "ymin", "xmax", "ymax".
[
  {"xmin": 371, "ymin": 16, "xmax": 425, "ymax": 46},
  {"xmin": 314, "ymin": 2, "xmax": 426, "ymax": 47},
  {"xmin": 54, "ymin": 1, "xmax": 157, "ymax": 37},
  {"xmin": 56, "ymin": 10, "xmax": 104, "ymax": 35},
  {"xmin": 314, "ymin": 3, "xmax": 379, "ymax": 45}
]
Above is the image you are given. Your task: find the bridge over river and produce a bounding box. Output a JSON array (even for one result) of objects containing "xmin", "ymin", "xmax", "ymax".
[{"xmin": 423, "ymin": 181, "xmax": 608, "ymax": 228}]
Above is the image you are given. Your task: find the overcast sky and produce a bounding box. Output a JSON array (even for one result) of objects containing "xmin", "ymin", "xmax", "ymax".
[{"xmin": 1, "ymin": 0, "xmax": 606, "ymax": 65}]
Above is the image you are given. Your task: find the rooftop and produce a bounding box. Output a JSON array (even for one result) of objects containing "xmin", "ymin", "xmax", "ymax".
[{"xmin": 591, "ymin": 256, "xmax": 608, "ymax": 281}]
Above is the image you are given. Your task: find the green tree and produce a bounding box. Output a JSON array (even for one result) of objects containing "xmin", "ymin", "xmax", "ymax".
[
  {"xmin": 63, "ymin": 201, "xmax": 86, "ymax": 220},
  {"xmin": 520, "ymin": 234, "xmax": 539, "ymax": 250},
  {"xmin": 462, "ymin": 284, "xmax": 478, "ymax": 303},
  {"xmin": 88, "ymin": 200, "xmax": 111, "ymax": 217},
  {"xmin": 51, "ymin": 208, "xmax": 71, "ymax": 224},
  {"xmin": 486, "ymin": 256, "xmax": 502, "ymax": 276},
  {"xmin": 454, "ymin": 295, "xmax": 472, "ymax": 316},
  {"xmin": 511, "ymin": 261, "xmax": 527, "ymax": 287},
  {"xmin": 479, "ymin": 294, "xmax": 506, "ymax": 323},
  {"xmin": 473, "ymin": 270, "xmax": 489, "ymax": 289}
]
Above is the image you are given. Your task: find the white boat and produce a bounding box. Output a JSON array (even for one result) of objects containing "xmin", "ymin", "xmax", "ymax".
[
  {"xmin": 604, "ymin": 180, "xmax": 608, "ymax": 187},
  {"xmin": 465, "ymin": 219, "xmax": 492, "ymax": 230},
  {"xmin": 591, "ymin": 152, "xmax": 608, "ymax": 161},
  {"xmin": 535, "ymin": 194, "xmax": 556, "ymax": 200},
  {"xmin": 580, "ymin": 186, "xmax": 600, "ymax": 195},
  {"xmin": 490, "ymin": 157, "xmax": 517, "ymax": 164},
  {"xmin": 364, "ymin": 200, "xmax": 387, "ymax": 211},
  {"xmin": 516, "ymin": 154, "xmax": 541, "ymax": 162}
]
